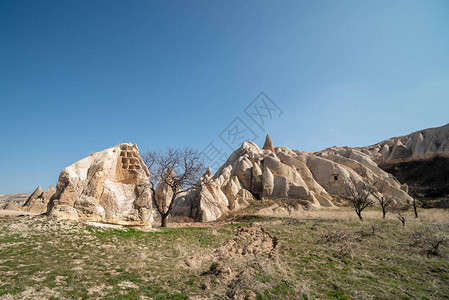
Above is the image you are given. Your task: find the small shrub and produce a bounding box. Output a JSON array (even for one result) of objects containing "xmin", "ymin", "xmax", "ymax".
[
  {"xmin": 357, "ymin": 225, "xmax": 381, "ymax": 237},
  {"xmin": 410, "ymin": 228, "xmax": 447, "ymax": 257},
  {"xmin": 397, "ymin": 212, "xmax": 406, "ymax": 227},
  {"xmin": 320, "ymin": 230, "xmax": 362, "ymax": 259},
  {"xmin": 392, "ymin": 204, "xmax": 410, "ymax": 227},
  {"xmin": 321, "ymin": 230, "xmax": 361, "ymax": 244}
]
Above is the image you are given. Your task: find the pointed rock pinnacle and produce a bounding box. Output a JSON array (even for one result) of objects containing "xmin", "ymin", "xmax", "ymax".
[{"xmin": 262, "ymin": 134, "xmax": 275, "ymax": 153}]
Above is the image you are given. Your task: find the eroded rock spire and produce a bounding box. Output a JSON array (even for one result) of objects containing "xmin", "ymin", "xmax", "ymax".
[{"xmin": 262, "ymin": 134, "xmax": 275, "ymax": 153}]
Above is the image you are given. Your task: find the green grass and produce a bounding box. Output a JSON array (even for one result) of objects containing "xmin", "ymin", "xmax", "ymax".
[{"xmin": 0, "ymin": 209, "xmax": 448, "ymax": 299}]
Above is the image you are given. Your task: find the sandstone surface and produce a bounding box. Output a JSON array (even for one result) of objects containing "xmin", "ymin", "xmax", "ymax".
[
  {"xmin": 22, "ymin": 186, "xmax": 55, "ymax": 214},
  {"xmin": 173, "ymin": 135, "xmax": 413, "ymax": 222},
  {"xmin": 355, "ymin": 123, "xmax": 449, "ymax": 167},
  {"xmin": 0, "ymin": 193, "xmax": 30, "ymax": 210},
  {"xmin": 47, "ymin": 143, "xmax": 153, "ymax": 225},
  {"xmin": 324, "ymin": 123, "xmax": 449, "ymax": 198}
]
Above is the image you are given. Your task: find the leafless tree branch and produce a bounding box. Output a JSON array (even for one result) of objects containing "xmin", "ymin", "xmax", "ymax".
[
  {"xmin": 377, "ymin": 195, "xmax": 394, "ymax": 219},
  {"xmin": 344, "ymin": 177, "xmax": 377, "ymax": 221},
  {"xmin": 141, "ymin": 147, "xmax": 207, "ymax": 227}
]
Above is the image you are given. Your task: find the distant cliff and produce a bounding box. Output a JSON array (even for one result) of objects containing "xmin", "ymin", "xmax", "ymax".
[
  {"xmin": 0, "ymin": 193, "xmax": 30, "ymax": 210},
  {"xmin": 354, "ymin": 123, "xmax": 449, "ymax": 198}
]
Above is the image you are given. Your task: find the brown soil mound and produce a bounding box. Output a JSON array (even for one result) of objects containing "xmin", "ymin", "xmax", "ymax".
[
  {"xmin": 214, "ymin": 223, "xmax": 278, "ymax": 260},
  {"xmin": 186, "ymin": 223, "xmax": 278, "ymax": 268},
  {"xmin": 185, "ymin": 224, "xmax": 279, "ymax": 298}
]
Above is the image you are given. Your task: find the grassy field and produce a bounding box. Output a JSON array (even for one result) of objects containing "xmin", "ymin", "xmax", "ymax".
[{"xmin": 0, "ymin": 207, "xmax": 448, "ymax": 299}]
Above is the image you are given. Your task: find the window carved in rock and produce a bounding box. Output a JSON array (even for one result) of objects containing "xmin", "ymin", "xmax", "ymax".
[{"xmin": 119, "ymin": 145, "xmax": 141, "ymax": 170}]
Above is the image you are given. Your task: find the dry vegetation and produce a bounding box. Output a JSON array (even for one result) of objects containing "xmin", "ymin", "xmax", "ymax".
[{"xmin": 0, "ymin": 207, "xmax": 448, "ymax": 299}]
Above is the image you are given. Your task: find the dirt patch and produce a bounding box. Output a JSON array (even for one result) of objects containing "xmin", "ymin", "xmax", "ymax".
[
  {"xmin": 87, "ymin": 284, "xmax": 113, "ymax": 296},
  {"xmin": 1, "ymin": 286, "xmax": 61, "ymax": 300},
  {"xmin": 185, "ymin": 224, "xmax": 279, "ymax": 299},
  {"xmin": 186, "ymin": 223, "xmax": 278, "ymax": 268},
  {"xmin": 0, "ymin": 209, "xmax": 37, "ymax": 216},
  {"xmin": 214, "ymin": 224, "xmax": 278, "ymax": 260},
  {"xmin": 86, "ymin": 221, "xmax": 124, "ymax": 229},
  {"xmin": 118, "ymin": 281, "xmax": 139, "ymax": 289}
]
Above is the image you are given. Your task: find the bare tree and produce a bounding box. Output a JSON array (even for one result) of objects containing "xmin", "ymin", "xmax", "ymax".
[
  {"xmin": 344, "ymin": 177, "xmax": 377, "ymax": 221},
  {"xmin": 412, "ymin": 197, "xmax": 419, "ymax": 218},
  {"xmin": 409, "ymin": 190, "xmax": 420, "ymax": 218},
  {"xmin": 377, "ymin": 195, "xmax": 394, "ymax": 219},
  {"xmin": 397, "ymin": 211, "xmax": 406, "ymax": 227},
  {"xmin": 282, "ymin": 198, "xmax": 309, "ymax": 216},
  {"xmin": 392, "ymin": 204, "xmax": 409, "ymax": 227},
  {"xmin": 142, "ymin": 147, "xmax": 206, "ymax": 227}
]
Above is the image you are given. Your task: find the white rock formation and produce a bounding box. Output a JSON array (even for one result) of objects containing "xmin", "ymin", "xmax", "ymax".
[
  {"xmin": 263, "ymin": 134, "xmax": 275, "ymax": 152},
  {"xmin": 0, "ymin": 193, "xmax": 30, "ymax": 210},
  {"xmin": 22, "ymin": 185, "xmax": 55, "ymax": 214},
  {"xmin": 172, "ymin": 135, "xmax": 413, "ymax": 222},
  {"xmin": 24, "ymin": 186, "xmax": 42, "ymax": 207},
  {"xmin": 47, "ymin": 143, "xmax": 153, "ymax": 225},
  {"xmin": 317, "ymin": 123, "xmax": 449, "ymax": 198},
  {"xmin": 354, "ymin": 123, "xmax": 449, "ymax": 168}
]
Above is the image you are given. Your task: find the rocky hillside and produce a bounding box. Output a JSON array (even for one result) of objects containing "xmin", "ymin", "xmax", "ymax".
[
  {"xmin": 356, "ymin": 123, "xmax": 449, "ymax": 168},
  {"xmin": 0, "ymin": 193, "xmax": 30, "ymax": 210},
  {"xmin": 4, "ymin": 123, "xmax": 447, "ymax": 222},
  {"xmin": 329, "ymin": 123, "xmax": 449, "ymax": 198},
  {"xmin": 173, "ymin": 123, "xmax": 449, "ymax": 221},
  {"xmin": 173, "ymin": 135, "xmax": 412, "ymax": 222}
]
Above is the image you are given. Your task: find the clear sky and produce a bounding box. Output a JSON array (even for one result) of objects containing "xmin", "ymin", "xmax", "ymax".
[{"xmin": 1, "ymin": 0, "xmax": 449, "ymax": 194}]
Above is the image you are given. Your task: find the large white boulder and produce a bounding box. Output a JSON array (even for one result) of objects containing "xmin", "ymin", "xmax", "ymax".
[{"xmin": 47, "ymin": 143, "xmax": 153, "ymax": 226}]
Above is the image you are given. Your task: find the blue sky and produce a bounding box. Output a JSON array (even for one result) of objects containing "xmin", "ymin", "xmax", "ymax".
[{"xmin": 1, "ymin": 0, "xmax": 449, "ymax": 193}]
